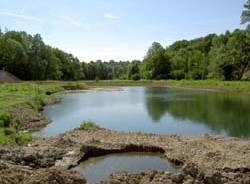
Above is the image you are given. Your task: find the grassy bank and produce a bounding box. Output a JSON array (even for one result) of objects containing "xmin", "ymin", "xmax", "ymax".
[
  {"xmin": 164, "ymin": 80, "xmax": 250, "ymax": 93},
  {"xmin": 85, "ymin": 80, "xmax": 250, "ymax": 93},
  {"xmin": 0, "ymin": 82, "xmax": 87, "ymax": 145}
]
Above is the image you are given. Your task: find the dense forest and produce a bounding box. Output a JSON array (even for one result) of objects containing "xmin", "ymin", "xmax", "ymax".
[{"xmin": 0, "ymin": 0, "xmax": 249, "ymax": 81}]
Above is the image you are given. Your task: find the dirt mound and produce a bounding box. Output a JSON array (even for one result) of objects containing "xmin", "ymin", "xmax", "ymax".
[
  {"xmin": 0, "ymin": 70, "xmax": 21, "ymax": 83},
  {"xmin": 0, "ymin": 161, "xmax": 86, "ymax": 184}
]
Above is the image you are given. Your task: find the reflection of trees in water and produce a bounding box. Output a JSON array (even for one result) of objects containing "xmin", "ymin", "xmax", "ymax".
[
  {"xmin": 146, "ymin": 97, "xmax": 170, "ymax": 122},
  {"xmin": 144, "ymin": 88, "xmax": 250, "ymax": 138}
]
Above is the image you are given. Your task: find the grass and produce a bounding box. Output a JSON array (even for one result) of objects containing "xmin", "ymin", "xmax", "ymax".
[
  {"xmin": 80, "ymin": 120, "xmax": 100, "ymax": 130},
  {"xmin": 0, "ymin": 83, "xmax": 63, "ymax": 112},
  {"xmin": 84, "ymin": 80, "xmax": 154, "ymax": 86},
  {"xmin": 84, "ymin": 79, "xmax": 250, "ymax": 93},
  {"xmin": 164, "ymin": 80, "xmax": 250, "ymax": 93},
  {"xmin": 0, "ymin": 81, "xmax": 88, "ymax": 145},
  {"xmin": 0, "ymin": 126, "xmax": 32, "ymax": 145}
]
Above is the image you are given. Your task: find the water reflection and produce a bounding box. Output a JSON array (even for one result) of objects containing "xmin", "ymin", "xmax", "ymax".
[
  {"xmin": 39, "ymin": 87, "xmax": 250, "ymax": 138},
  {"xmin": 145, "ymin": 88, "xmax": 250, "ymax": 138},
  {"xmin": 72, "ymin": 152, "xmax": 176, "ymax": 184}
]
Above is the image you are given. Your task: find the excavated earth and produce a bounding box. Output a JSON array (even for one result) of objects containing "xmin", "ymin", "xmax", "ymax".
[{"xmin": 1, "ymin": 127, "xmax": 250, "ymax": 184}]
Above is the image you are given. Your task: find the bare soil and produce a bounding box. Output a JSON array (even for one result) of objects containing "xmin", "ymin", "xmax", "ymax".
[{"xmin": 0, "ymin": 128, "xmax": 250, "ymax": 183}]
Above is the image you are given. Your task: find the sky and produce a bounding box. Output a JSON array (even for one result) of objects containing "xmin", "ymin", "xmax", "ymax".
[{"xmin": 0, "ymin": 0, "xmax": 246, "ymax": 62}]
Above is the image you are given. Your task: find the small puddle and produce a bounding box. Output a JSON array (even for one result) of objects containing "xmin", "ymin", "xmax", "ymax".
[{"xmin": 72, "ymin": 152, "xmax": 177, "ymax": 184}]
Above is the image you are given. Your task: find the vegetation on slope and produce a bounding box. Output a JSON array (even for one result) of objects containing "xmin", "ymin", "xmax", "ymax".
[{"xmin": 0, "ymin": 82, "xmax": 88, "ymax": 145}]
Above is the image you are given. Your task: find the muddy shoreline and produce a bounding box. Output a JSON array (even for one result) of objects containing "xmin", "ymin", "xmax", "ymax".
[{"xmin": 1, "ymin": 127, "xmax": 250, "ymax": 183}]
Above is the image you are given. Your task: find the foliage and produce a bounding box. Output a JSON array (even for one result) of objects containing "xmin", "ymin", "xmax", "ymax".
[
  {"xmin": 80, "ymin": 120, "xmax": 99, "ymax": 130},
  {"xmin": 0, "ymin": 1, "xmax": 249, "ymax": 81},
  {"xmin": 0, "ymin": 127, "xmax": 32, "ymax": 145},
  {"xmin": 241, "ymin": 0, "xmax": 250, "ymax": 27},
  {"xmin": 0, "ymin": 112, "xmax": 10, "ymax": 127},
  {"xmin": 143, "ymin": 42, "xmax": 171, "ymax": 79},
  {"xmin": 127, "ymin": 60, "xmax": 141, "ymax": 80},
  {"xmin": 140, "ymin": 30, "xmax": 249, "ymax": 81}
]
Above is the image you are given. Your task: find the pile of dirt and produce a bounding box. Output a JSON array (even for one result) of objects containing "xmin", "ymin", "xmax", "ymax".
[
  {"xmin": 0, "ymin": 161, "xmax": 86, "ymax": 184},
  {"xmin": 0, "ymin": 70, "xmax": 21, "ymax": 83}
]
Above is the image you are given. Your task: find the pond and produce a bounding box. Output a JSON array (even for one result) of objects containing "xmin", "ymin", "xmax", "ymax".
[
  {"xmin": 72, "ymin": 152, "xmax": 176, "ymax": 184},
  {"xmin": 38, "ymin": 87, "xmax": 250, "ymax": 139}
]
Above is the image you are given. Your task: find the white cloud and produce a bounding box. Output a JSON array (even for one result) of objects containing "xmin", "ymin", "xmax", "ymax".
[
  {"xmin": 104, "ymin": 13, "xmax": 120, "ymax": 21},
  {"xmin": 61, "ymin": 16, "xmax": 82, "ymax": 27},
  {"xmin": 0, "ymin": 11, "xmax": 43, "ymax": 22}
]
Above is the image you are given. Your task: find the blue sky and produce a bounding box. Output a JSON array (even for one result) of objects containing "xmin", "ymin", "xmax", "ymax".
[{"xmin": 0, "ymin": 0, "xmax": 246, "ymax": 61}]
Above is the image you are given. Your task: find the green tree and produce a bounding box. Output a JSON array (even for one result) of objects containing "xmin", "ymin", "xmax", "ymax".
[
  {"xmin": 242, "ymin": 0, "xmax": 250, "ymax": 28},
  {"xmin": 44, "ymin": 47, "xmax": 62, "ymax": 80},
  {"xmin": 0, "ymin": 37, "xmax": 27, "ymax": 78},
  {"xmin": 128, "ymin": 60, "xmax": 141, "ymax": 80},
  {"xmin": 143, "ymin": 42, "xmax": 171, "ymax": 79},
  {"xmin": 226, "ymin": 30, "xmax": 250, "ymax": 80},
  {"xmin": 27, "ymin": 34, "xmax": 47, "ymax": 80}
]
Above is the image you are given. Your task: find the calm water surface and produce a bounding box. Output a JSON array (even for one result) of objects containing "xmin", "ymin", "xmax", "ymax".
[
  {"xmin": 72, "ymin": 152, "xmax": 176, "ymax": 184},
  {"xmin": 38, "ymin": 87, "xmax": 250, "ymax": 138}
]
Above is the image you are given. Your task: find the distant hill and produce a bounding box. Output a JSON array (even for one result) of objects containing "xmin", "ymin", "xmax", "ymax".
[{"xmin": 0, "ymin": 70, "xmax": 21, "ymax": 83}]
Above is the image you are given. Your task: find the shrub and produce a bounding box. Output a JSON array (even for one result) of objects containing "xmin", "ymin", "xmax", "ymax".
[
  {"xmin": 95, "ymin": 77, "xmax": 100, "ymax": 82},
  {"xmin": 4, "ymin": 128, "xmax": 15, "ymax": 136},
  {"xmin": 131, "ymin": 74, "xmax": 141, "ymax": 81},
  {"xmin": 0, "ymin": 112, "xmax": 11, "ymax": 127},
  {"xmin": 80, "ymin": 120, "xmax": 99, "ymax": 130},
  {"xmin": 16, "ymin": 132, "xmax": 32, "ymax": 145}
]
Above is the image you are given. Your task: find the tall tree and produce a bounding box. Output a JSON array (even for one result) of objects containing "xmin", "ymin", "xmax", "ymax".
[
  {"xmin": 242, "ymin": 0, "xmax": 250, "ymax": 29},
  {"xmin": 27, "ymin": 34, "xmax": 47, "ymax": 80},
  {"xmin": 143, "ymin": 42, "xmax": 171, "ymax": 79},
  {"xmin": 128, "ymin": 60, "xmax": 141, "ymax": 80}
]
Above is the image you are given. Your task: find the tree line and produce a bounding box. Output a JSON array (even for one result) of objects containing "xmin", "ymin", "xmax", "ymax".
[
  {"xmin": 0, "ymin": 30, "xmax": 131, "ymax": 80},
  {"xmin": 142, "ymin": 29, "xmax": 250, "ymax": 81},
  {"xmin": 0, "ymin": 1, "xmax": 249, "ymax": 81}
]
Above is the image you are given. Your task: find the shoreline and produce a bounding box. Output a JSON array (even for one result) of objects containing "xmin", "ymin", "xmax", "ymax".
[{"xmin": 0, "ymin": 128, "xmax": 250, "ymax": 183}]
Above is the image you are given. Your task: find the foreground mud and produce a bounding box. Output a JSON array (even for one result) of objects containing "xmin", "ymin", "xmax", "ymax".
[{"xmin": 0, "ymin": 128, "xmax": 250, "ymax": 183}]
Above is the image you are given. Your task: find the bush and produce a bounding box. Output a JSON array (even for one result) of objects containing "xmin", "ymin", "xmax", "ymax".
[
  {"xmin": 16, "ymin": 132, "xmax": 32, "ymax": 145},
  {"xmin": 4, "ymin": 128, "xmax": 15, "ymax": 136},
  {"xmin": 80, "ymin": 120, "xmax": 99, "ymax": 130},
  {"xmin": 131, "ymin": 74, "xmax": 141, "ymax": 81},
  {"xmin": 95, "ymin": 77, "xmax": 100, "ymax": 82},
  {"xmin": 0, "ymin": 112, "xmax": 11, "ymax": 127}
]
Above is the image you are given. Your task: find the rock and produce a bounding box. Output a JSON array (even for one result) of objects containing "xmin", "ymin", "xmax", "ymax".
[
  {"xmin": 171, "ymin": 173, "xmax": 185, "ymax": 183},
  {"xmin": 182, "ymin": 163, "xmax": 199, "ymax": 177},
  {"xmin": 23, "ymin": 168, "xmax": 86, "ymax": 184},
  {"xmin": 204, "ymin": 172, "xmax": 223, "ymax": 184}
]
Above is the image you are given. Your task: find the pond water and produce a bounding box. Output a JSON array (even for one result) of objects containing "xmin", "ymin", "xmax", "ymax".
[
  {"xmin": 38, "ymin": 87, "xmax": 250, "ymax": 138},
  {"xmin": 72, "ymin": 152, "xmax": 176, "ymax": 184}
]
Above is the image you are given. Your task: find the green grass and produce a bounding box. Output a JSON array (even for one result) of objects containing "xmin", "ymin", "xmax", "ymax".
[
  {"xmin": 0, "ymin": 81, "xmax": 88, "ymax": 145},
  {"xmin": 84, "ymin": 79, "xmax": 250, "ymax": 93},
  {"xmin": 164, "ymin": 80, "xmax": 250, "ymax": 93},
  {"xmin": 0, "ymin": 127, "xmax": 32, "ymax": 145},
  {"xmin": 84, "ymin": 80, "xmax": 155, "ymax": 86},
  {"xmin": 80, "ymin": 120, "xmax": 100, "ymax": 130},
  {"xmin": 0, "ymin": 83, "xmax": 63, "ymax": 112}
]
